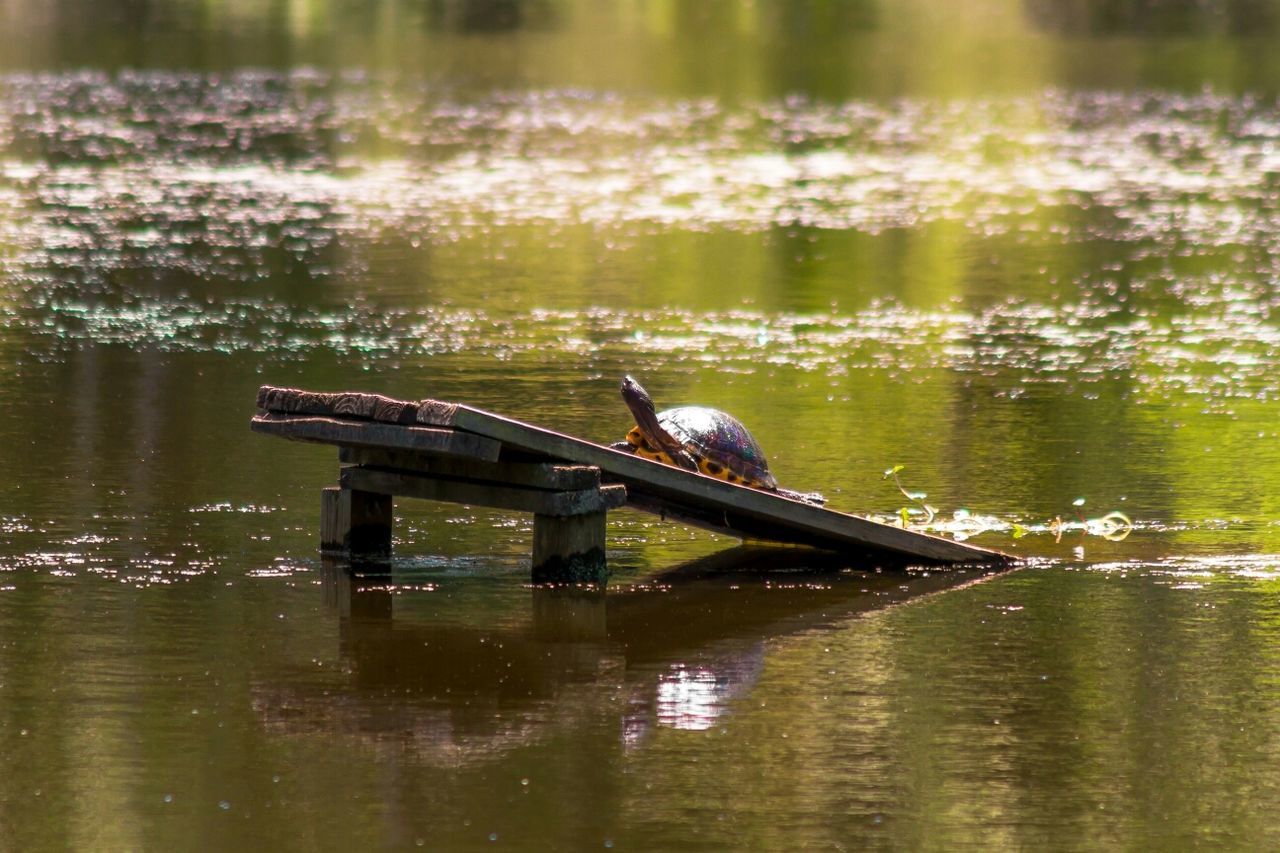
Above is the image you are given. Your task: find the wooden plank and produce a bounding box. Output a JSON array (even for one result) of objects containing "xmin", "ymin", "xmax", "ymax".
[
  {"xmin": 338, "ymin": 446, "xmax": 600, "ymax": 491},
  {"xmin": 251, "ymin": 413, "xmax": 501, "ymax": 462},
  {"xmin": 413, "ymin": 401, "xmax": 1008, "ymax": 564},
  {"xmin": 257, "ymin": 385, "xmax": 419, "ymax": 424},
  {"xmin": 341, "ymin": 467, "xmax": 628, "ymax": 517},
  {"xmin": 625, "ymin": 491, "xmax": 883, "ymax": 559}
]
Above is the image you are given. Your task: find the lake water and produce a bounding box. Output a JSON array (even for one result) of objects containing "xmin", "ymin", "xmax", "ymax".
[{"xmin": 4, "ymin": 0, "xmax": 1280, "ymax": 849}]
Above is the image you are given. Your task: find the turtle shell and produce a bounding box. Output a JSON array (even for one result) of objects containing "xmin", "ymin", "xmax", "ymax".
[{"xmin": 657, "ymin": 406, "xmax": 779, "ymax": 490}]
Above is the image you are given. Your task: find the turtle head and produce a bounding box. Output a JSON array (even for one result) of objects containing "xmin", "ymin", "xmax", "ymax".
[
  {"xmin": 620, "ymin": 375, "xmax": 656, "ymax": 418},
  {"xmin": 621, "ymin": 375, "xmax": 664, "ymax": 443},
  {"xmin": 621, "ymin": 375, "xmax": 688, "ymax": 460}
]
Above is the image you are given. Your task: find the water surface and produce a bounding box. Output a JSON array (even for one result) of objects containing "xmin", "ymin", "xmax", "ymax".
[{"xmin": 3, "ymin": 1, "xmax": 1280, "ymax": 849}]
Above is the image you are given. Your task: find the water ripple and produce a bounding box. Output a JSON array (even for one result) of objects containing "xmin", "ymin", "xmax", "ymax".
[{"xmin": 12, "ymin": 295, "xmax": 1280, "ymax": 404}]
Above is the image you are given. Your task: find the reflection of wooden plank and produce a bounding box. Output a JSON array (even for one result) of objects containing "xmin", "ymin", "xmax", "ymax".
[
  {"xmin": 341, "ymin": 467, "xmax": 627, "ymax": 517},
  {"xmin": 338, "ymin": 447, "xmax": 600, "ymax": 491},
  {"xmin": 251, "ymin": 413, "xmax": 500, "ymax": 461}
]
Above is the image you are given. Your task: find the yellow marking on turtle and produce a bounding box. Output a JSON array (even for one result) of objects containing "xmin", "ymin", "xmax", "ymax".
[
  {"xmin": 637, "ymin": 446, "xmax": 673, "ymax": 464},
  {"xmin": 625, "ymin": 426, "xmax": 765, "ymax": 488}
]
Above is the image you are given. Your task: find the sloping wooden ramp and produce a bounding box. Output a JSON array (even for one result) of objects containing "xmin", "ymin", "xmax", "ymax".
[{"xmin": 252, "ymin": 385, "xmax": 1011, "ymax": 580}]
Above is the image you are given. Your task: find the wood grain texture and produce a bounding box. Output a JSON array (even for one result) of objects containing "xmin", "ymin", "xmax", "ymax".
[
  {"xmin": 320, "ymin": 485, "xmax": 346, "ymax": 553},
  {"xmin": 257, "ymin": 385, "xmax": 420, "ymax": 424}
]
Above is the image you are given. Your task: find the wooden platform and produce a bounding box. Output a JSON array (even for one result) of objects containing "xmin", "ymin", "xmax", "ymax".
[{"xmin": 252, "ymin": 385, "xmax": 1012, "ymax": 581}]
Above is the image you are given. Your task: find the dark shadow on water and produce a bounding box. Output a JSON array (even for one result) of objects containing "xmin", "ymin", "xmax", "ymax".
[
  {"xmin": 605, "ymin": 546, "xmax": 1007, "ymax": 663},
  {"xmin": 1024, "ymin": 0, "xmax": 1280, "ymax": 35},
  {"xmin": 424, "ymin": 0, "xmax": 559, "ymax": 32},
  {"xmin": 253, "ymin": 548, "xmax": 1013, "ymax": 762}
]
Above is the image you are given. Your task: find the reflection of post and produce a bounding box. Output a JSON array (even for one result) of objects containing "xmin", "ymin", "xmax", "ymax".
[
  {"xmin": 320, "ymin": 557, "xmax": 394, "ymax": 622},
  {"xmin": 320, "ymin": 557, "xmax": 393, "ymax": 662},
  {"xmin": 321, "ymin": 485, "xmax": 393, "ymax": 558},
  {"xmin": 349, "ymin": 578, "xmax": 394, "ymax": 624},
  {"xmin": 531, "ymin": 587, "xmax": 607, "ymax": 642},
  {"xmin": 531, "ymin": 511, "xmax": 607, "ymax": 584},
  {"xmin": 320, "ymin": 556, "xmax": 348, "ymax": 612}
]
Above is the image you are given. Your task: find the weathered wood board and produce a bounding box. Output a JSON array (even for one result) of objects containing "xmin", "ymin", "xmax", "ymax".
[
  {"xmin": 252, "ymin": 412, "xmax": 501, "ymax": 461},
  {"xmin": 255, "ymin": 385, "xmax": 1012, "ymax": 565},
  {"xmin": 257, "ymin": 386, "xmax": 420, "ymax": 424}
]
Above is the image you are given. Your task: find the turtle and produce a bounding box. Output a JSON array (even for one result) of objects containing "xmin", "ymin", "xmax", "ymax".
[{"xmin": 610, "ymin": 375, "xmax": 825, "ymax": 505}]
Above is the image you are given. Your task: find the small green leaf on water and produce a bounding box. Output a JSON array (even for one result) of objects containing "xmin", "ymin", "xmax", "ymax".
[
  {"xmin": 1012, "ymin": 524, "xmax": 1028, "ymax": 538},
  {"xmin": 883, "ymin": 465, "xmax": 904, "ymax": 479}
]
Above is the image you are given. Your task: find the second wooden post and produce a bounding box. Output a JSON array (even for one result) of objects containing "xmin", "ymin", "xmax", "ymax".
[
  {"xmin": 321, "ymin": 485, "xmax": 393, "ymax": 559},
  {"xmin": 531, "ymin": 511, "xmax": 607, "ymax": 584}
]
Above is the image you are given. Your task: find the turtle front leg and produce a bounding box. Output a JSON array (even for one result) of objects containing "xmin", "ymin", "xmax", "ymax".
[
  {"xmin": 668, "ymin": 447, "xmax": 701, "ymax": 473},
  {"xmin": 608, "ymin": 441, "xmax": 634, "ymax": 452}
]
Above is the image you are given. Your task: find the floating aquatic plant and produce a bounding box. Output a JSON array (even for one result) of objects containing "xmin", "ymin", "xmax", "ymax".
[
  {"xmin": 882, "ymin": 464, "xmax": 937, "ymax": 528},
  {"xmin": 879, "ymin": 467, "xmax": 1133, "ymax": 544},
  {"xmin": 1047, "ymin": 498, "xmax": 1133, "ymax": 542}
]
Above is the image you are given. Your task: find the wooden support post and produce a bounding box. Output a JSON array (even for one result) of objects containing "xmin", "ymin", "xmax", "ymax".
[
  {"xmin": 531, "ymin": 511, "xmax": 607, "ymax": 585},
  {"xmin": 320, "ymin": 486, "xmax": 344, "ymax": 553},
  {"xmin": 321, "ymin": 485, "xmax": 393, "ymax": 559}
]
